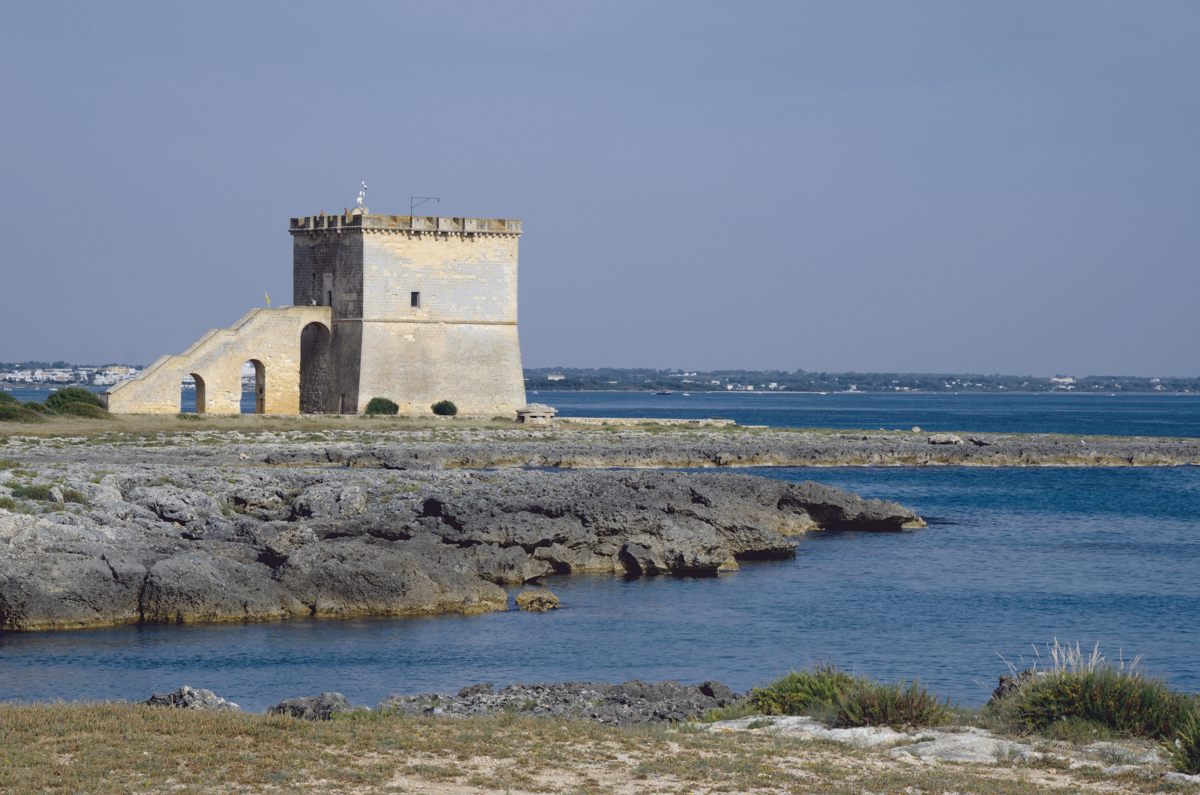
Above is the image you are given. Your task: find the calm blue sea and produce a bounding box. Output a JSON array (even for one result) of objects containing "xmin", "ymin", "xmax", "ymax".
[
  {"xmin": 1, "ymin": 391, "xmax": 1198, "ymax": 710},
  {"xmin": 539, "ymin": 390, "xmax": 1200, "ymax": 437}
]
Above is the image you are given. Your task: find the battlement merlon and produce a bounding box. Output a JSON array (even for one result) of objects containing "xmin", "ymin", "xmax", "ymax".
[{"xmin": 289, "ymin": 214, "xmax": 522, "ymax": 236}]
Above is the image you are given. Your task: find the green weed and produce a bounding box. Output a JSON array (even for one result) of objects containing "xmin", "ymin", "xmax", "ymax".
[{"xmin": 832, "ymin": 678, "xmax": 950, "ymax": 729}]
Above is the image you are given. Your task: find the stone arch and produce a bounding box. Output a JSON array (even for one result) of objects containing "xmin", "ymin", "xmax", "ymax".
[
  {"xmin": 183, "ymin": 372, "xmax": 206, "ymax": 414},
  {"xmin": 299, "ymin": 321, "xmax": 333, "ymax": 413},
  {"xmin": 243, "ymin": 359, "xmax": 266, "ymax": 414}
]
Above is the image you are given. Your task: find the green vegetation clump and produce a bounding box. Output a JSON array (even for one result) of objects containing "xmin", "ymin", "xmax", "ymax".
[
  {"xmin": 0, "ymin": 392, "xmax": 18, "ymax": 405},
  {"xmin": 0, "ymin": 403, "xmax": 44, "ymax": 423},
  {"xmin": 992, "ymin": 667, "xmax": 1193, "ymax": 738},
  {"xmin": 6, "ymin": 483, "xmax": 86, "ymax": 505},
  {"xmin": 832, "ymin": 679, "xmax": 950, "ymax": 729},
  {"xmin": 988, "ymin": 641, "xmax": 1200, "ymax": 772},
  {"xmin": 431, "ymin": 400, "xmax": 458, "ymax": 417},
  {"xmin": 56, "ymin": 402, "xmax": 109, "ymax": 419},
  {"xmin": 0, "ymin": 459, "xmax": 19, "ymax": 470},
  {"xmin": 44, "ymin": 387, "xmax": 103, "ymax": 411},
  {"xmin": 60, "ymin": 487, "xmax": 88, "ymax": 505},
  {"xmin": 1169, "ymin": 709, "xmax": 1200, "ymax": 774},
  {"xmin": 10, "ymin": 484, "xmax": 53, "ymax": 501},
  {"xmin": 0, "ymin": 496, "xmax": 16, "ymax": 511},
  {"xmin": 364, "ymin": 397, "xmax": 400, "ymax": 416},
  {"xmin": 744, "ymin": 666, "xmax": 857, "ymax": 720},
  {"xmin": 731, "ymin": 666, "xmax": 948, "ymax": 729}
]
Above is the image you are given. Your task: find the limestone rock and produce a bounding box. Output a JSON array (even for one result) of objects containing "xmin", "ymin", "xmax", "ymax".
[
  {"xmin": 705, "ymin": 715, "xmax": 908, "ymax": 748},
  {"xmin": 515, "ymin": 588, "xmax": 560, "ymax": 611},
  {"xmin": 889, "ymin": 728, "xmax": 1035, "ymax": 763},
  {"xmin": 987, "ymin": 669, "xmax": 1042, "ymax": 705},
  {"xmin": 1165, "ymin": 772, "xmax": 1200, "ymax": 785},
  {"xmin": 928, "ymin": 433, "xmax": 964, "ymax": 445},
  {"xmin": 145, "ymin": 685, "xmax": 239, "ymax": 711},
  {"xmin": 268, "ymin": 692, "xmax": 350, "ymax": 720},
  {"xmin": 0, "ymin": 461, "xmax": 923, "ymax": 630}
]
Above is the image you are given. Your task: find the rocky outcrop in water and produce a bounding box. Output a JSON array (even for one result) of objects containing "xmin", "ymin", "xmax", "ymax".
[
  {"xmin": 0, "ymin": 466, "xmax": 920, "ymax": 631},
  {"xmin": 515, "ymin": 588, "xmax": 560, "ymax": 611},
  {"xmin": 380, "ymin": 680, "xmax": 739, "ymax": 725}
]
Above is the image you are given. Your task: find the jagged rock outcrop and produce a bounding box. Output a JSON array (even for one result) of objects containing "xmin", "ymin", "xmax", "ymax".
[
  {"xmin": 0, "ymin": 464, "xmax": 920, "ymax": 631},
  {"xmin": 268, "ymin": 692, "xmax": 350, "ymax": 720},
  {"xmin": 515, "ymin": 588, "xmax": 560, "ymax": 611},
  {"xmin": 145, "ymin": 685, "xmax": 240, "ymax": 711}
]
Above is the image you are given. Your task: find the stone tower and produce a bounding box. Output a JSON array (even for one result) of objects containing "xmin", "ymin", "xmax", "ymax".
[
  {"xmin": 104, "ymin": 210, "xmax": 527, "ymax": 416},
  {"xmin": 289, "ymin": 211, "xmax": 527, "ymax": 415}
]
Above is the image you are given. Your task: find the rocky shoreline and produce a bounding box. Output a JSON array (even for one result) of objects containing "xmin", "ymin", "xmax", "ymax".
[
  {"xmin": 0, "ymin": 462, "xmax": 920, "ymax": 631},
  {"xmin": 2, "ymin": 422, "xmax": 1195, "ymax": 632}
]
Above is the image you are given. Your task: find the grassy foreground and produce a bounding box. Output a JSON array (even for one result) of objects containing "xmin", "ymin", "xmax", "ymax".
[{"xmin": 0, "ymin": 702, "xmax": 1188, "ymax": 795}]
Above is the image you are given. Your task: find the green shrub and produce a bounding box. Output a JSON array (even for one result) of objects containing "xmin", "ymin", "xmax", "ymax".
[
  {"xmin": 364, "ymin": 397, "xmax": 399, "ymax": 416},
  {"xmin": 746, "ymin": 667, "xmax": 857, "ymax": 720},
  {"xmin": 734, "ymin": 667, "xmax": 948, "ymax": 729},
  {"xmin": 832, "ymin": 679, "xmax": 950, "ymax": 729},
  {"xmin": 0, "ymin": 392, "xmax": 17, "ymax": 405},
  {"xmin": 994, "ymin": 667, "xmax": 1191, "ymax": 740},
  {"xmin": 988, "ymin": 641, "xmax": 1198, "ymax": 771},
  {"xmin": 44, "ymin": 387, "xmax": 103, "ymax": 411},
  {"xmin": 24, "ymin": 402, "xmax": 51, "ymax": 414},
  {"xmin": 0, "ymin": 403, "xmax": 44, "ymax": 423},
  {"xmin": 1169, "ymin": 707, "xmax": 1200, "ymax": 774},
  {"xmin": 57, "ymin": 402, "xmax": 110, "ymax": 419},
  {"xmin": 10, "ymin": 484, "xmax": 53, "ymax": 501},
  {"xmin": 0, "ymin": 496, "xmax": 16, "ymax": 511},
  {"xmin": 6, "ymin": 483, "xmax": 86, "ymax": 505},
  {"xmin": 0, "ymin": 459, "xmax": 19, "ymax": 470},
  {"xmin": 431, "ymin": 400, "xmax": 458, "ymax": 416},
  {"xmin": 61, "ymin": 487, "xmax": 88, "ymax": 505}
]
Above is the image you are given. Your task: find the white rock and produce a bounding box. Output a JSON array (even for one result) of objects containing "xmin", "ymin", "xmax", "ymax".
[
  {"xmin": 889, "ymin": 728, "xmax": 1035, "ymax": 764},
  {"xmin": 705, "ymin": 716, "xmax": 908, "ymax": 748},
  {"xmin": 1164, "ymin": 771, "xmax": 1200, "ymax": 785}
]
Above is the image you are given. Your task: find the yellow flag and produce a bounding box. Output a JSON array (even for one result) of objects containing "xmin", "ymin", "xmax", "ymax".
[{"xmin": 265, "ymin": 291, "xmax": 271, "ymax": 307}]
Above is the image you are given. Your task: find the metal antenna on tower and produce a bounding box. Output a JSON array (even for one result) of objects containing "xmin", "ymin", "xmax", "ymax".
[
  {"xmin": 355, "ymin": 181, "xmax": 368, "ymax": 211},
  {"xmin": 410, "ymin": 196, "xmax": 440, "ymax": 215}
]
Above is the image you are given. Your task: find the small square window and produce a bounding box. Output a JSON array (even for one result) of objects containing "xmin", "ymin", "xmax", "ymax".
[{"xmin": 410, "ymin": 291, "xmax": 421, "ymax": 308}]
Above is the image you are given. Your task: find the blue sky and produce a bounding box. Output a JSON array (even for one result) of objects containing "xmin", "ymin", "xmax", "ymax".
[{"xmin": 1, "ymin": 1, "xmax": 1197, "ymax": 375}]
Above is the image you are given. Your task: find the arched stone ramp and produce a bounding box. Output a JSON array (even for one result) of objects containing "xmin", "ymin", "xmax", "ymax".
[{"xmin": 105, "ymin": 306, "xmax": 332, "ymax": 415}]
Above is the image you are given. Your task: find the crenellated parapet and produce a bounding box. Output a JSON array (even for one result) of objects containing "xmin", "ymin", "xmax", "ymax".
[{"xmin": 289, "ymin": 213, "xmax": 521, "ymax": 237}]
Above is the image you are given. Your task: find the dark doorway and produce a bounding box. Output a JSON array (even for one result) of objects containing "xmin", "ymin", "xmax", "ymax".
[{"xmin": 300, "ymin": 322, "xmax": 333, "ymax": 413}]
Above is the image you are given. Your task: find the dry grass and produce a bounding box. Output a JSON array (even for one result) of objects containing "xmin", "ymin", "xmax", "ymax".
[{"xmin": 0, "ymin": 703, "xmax": 1182, "ymax": 794}]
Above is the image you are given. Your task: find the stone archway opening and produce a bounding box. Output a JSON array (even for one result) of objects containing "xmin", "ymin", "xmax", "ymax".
[
  {"xmin": 181, "ymin": 373, "xmax": 206, "ymax": 414},
  {"xmin": 241, "ymin": 359, "xmax": 266, "ymax": 414},
  {"xmin": 300, "ymin": 321, "xmax": 333, "ymax": 413}
]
